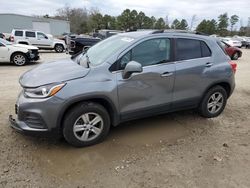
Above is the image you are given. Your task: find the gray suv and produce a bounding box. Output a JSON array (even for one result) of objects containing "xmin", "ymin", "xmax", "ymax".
[{"xmin": 9, "ymin": 30, "xmax": 236, "ymax": 147}]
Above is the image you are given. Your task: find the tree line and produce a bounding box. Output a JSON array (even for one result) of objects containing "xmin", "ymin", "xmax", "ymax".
[{"xmin": 51, "ymin": 6, "xmax": 250, "ymax": 36}]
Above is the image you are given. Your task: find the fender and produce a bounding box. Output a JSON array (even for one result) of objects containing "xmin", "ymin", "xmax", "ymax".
[{"xmin": 56, "ymin": 94, "xmax": 120, "ymax": 129}]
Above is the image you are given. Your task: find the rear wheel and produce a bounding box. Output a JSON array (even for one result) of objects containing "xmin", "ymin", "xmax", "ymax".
[
  {"xmin": 198, "ymin": 86, "xmax": 227, "ymax": 118},
  {"xmin": 63, "ymin": 102, "xmax": 110, "ymax": 147},
  {"xmin": 55, "ymin": 44, "xmax": 64, "ymax": 53},
  {"xmin": 11, "ymin": 53, "xmax": 28, "ymax": 66}
]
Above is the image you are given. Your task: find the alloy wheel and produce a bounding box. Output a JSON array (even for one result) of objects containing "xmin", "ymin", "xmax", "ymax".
[
  {"xmin": 207, "ymin": 92, "xmax": 224, "ymax": 114},
  {"xmin": 13, "ymin": 55, "xmax": 26, "ymax": 65},
  {"xmin": 73, "ymin": 112, "xmax": 104, "ymax": 141}
]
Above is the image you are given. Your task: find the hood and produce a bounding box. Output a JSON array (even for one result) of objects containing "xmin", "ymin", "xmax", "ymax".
[
  {"xmin": 13, "ymin": 44, "xmax": 38, "ymax": 50},
  {"xmin": 54, "ymin": 38, "xmax": 65, "ymax": 44},
  {"xmin": 19, "ymin": 58, "xmax": 90, "ymax": 88}
]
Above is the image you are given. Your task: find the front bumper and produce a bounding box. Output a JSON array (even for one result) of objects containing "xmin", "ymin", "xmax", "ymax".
[
  {"xmin": 9, "ymin": 115, "xmax": 48, "ymax": 135},
  {"xmin": 9, "ymin": 91, "xmax": 64, "ymax": 136},
  {"xmin": 26, "ymin": 50, "xmax": 40, "ymax": 61}
]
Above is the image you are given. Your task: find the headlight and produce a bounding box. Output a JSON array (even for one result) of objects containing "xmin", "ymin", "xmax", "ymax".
[{"xmin": 24, "ymin": 83, "xmax": 66, "ymax": 98}]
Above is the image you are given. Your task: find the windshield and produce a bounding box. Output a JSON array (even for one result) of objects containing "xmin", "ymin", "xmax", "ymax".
[
  {"xmin": 0, "ymin": 38, "xmax": 12, "ymax": 45},
  {"xmin": 81, "ymin": 35, "xmax": 134, "ymax": 66}
]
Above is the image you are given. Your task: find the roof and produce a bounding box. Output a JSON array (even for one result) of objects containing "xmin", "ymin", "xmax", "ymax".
[
  {"xmin": 118, "ymin": 30, "xmax": 213, "ymax": 41},
  {"xmin": 0, "ymin": 13, "xmax": 69, "ymax": 23}
]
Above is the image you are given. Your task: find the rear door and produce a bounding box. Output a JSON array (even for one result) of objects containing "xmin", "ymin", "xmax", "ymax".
[
  {"xmin": 116, "ymin": 37, "xmax": 176, "ymax": 120},
  {"xmin": 173, "ymin": 38, "xmax": 213, "ymax": 108},
  {"xmin": 25, "ymin": 31, "xmax": 37, "ymax": 45}
]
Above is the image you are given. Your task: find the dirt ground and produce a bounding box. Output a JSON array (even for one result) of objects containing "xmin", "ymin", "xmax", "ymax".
[{"xmin": 0, "ymin": 50, "xmax": 250, "ymax": 188}]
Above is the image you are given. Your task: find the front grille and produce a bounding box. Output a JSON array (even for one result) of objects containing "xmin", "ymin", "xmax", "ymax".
[
  {"xmin": 31, "ymin": 49, "xmax": 38, "ymax": 55},
  {"xmin": 15, "ymin": 104, "xmax": 18, "ymax": 114}
]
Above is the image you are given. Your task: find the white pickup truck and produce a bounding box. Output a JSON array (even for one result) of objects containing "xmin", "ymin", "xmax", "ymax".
[{"xmin": 10, "ymin": 29, "xmax": 66, "ymax": 53}]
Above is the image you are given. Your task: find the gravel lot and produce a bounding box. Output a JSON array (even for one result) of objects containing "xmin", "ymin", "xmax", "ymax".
[{"xmin": 0, "ymin": 50, "xmax": 250, "ymax": 188}]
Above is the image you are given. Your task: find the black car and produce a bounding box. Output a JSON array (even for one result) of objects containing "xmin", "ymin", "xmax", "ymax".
[
  {"xmin": 93, "ymin": 30, "xmax": 122, "ymax": 39},
  {"xmin": 70, "ymin": 37, "xmax": 101, "ymax": 55}
]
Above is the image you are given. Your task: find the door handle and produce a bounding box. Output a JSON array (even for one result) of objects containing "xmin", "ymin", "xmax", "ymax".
[
  {"xmin": 161, "ymin": 72, "xmax": 173, "ymax": 77},
  {"xmin": 205, "ymin": 62, "xmax": 213, "ymax": 67}
]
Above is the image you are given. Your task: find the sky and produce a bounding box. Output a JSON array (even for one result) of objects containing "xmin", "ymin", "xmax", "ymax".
[{"xmin": 1, "ymin": 0, "xmax": 250, "ymax": 27}]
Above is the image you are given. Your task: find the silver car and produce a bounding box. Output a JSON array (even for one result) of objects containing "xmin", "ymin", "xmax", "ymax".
[{"xmin": 9, "ymin": 30, "xmax": 236, "ymax": 147}]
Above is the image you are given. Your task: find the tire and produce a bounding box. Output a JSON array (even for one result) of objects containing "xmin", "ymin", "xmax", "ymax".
[
  {"xmin": 198, "ymin": 86, "xmax": 227, "ymax": 118},
  {"xmin": 63, "ymin": 102, "xmax": 110, "ymax": 147},
  {"xmin": 11, "ymin": 52, "xmax": 28, "ymax": 66},
  {"xmin": 232, "ymin": 52, "xmax": 239, "ymax": 60},
  {"xmin": 54, "ymin": 44, "xmax": 64, "ymax": 53}
]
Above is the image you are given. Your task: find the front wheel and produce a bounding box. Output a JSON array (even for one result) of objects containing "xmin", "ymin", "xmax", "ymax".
[
  {"xmin": 198, "ymin": 86, "xmax": 227, "ymax": 118},
  {"xmin": 54, "ymin": 44, "xmax": 64, "ymax": 53},
  {"xmin": 11, "ymin": 53, "xmax": 28, "ymax": 66},
  {"xmin": 63, "ymin": 102, "xmax": 110, "ymax": 147}
]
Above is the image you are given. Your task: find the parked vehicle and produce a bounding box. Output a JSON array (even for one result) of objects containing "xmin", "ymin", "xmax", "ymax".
[
  {"xmin": 232, "ymin": 36, "xmax": 250, "ymax": 48},
  {"xmin": 10, "ymin": 29, "xmax": 66, "ymax": 53},
  {"xmin": 221, "ymin": 41, "xmax": 242, "ymax": 60},
  {"xmin": 221, "ymin": 38, "xmax": 242, "ymax": 48},
  {"xmin": 93, "ymin": 29, "xmax": 123, "ymax": 39},
  {"xmin": 0, "ymin": 38, "xmax": 39, "ymax": 66},
  {"xmin": 9, "ymin": 30, "xmax": 236, "ymax": 147},
  {"xmin": 0, "ymin": 33, "xmax": 5, "ymax": 39},
  {"xmin": 69, "ymin": 37, "xmax": 101, "ymax": 55}
]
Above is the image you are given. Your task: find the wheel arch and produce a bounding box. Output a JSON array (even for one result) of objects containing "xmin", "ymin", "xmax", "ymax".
[
  {"xmin": 202, "ymin": 81, "xmax": 232, "ymax": 101},
  {"xmin": 10, "ymin": 51, "xmax": 28, "ymax": 60},
  {"xmin": 57, "ymin": 96, "xmax": 120, "ymax": 130}
]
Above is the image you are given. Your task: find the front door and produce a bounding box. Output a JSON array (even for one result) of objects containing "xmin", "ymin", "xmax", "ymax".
[
  {"xmin": 116, "ymin": 38, "xmax": 176, "ymax": 120},
  {"xmin": 37, "ymin": 32, "xmax": 52, "ymax": 48},
  {"xmin": 0, "ymin": 42, "xmax": 9, "ymax": 62}
]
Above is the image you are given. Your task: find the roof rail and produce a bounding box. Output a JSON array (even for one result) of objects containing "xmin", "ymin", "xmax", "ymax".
[{"xmin": 152, "ymin": 29, "xmax": 209, "ymax": 36}]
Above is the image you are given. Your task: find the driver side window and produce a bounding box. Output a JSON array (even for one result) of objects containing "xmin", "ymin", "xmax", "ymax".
[
  {"xmin": 118, "ymin": 38, "xmax": 171, "ymax": 70},
  {"xmin": 37, "ymin": 32, "xmax": 48, "ymax": 39}
]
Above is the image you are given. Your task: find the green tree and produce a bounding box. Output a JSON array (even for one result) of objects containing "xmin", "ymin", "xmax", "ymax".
[
  {"xmin": 155, "ymin": 18, "xmax": 166, "ymax": 29},
  {"xmin": 171, "ymin": 19, "xmax": 181, "ymax": 29},
  {"xmin": 230, "ymin": 14, "xmax": 239, "ymax": 32},
  {"xmin": 136, "ymin": 11, "xmax": 146, "ymax": 29},
  {"xmin": 179, "ymin": 19, "xmax": 188, "ymax": 30},
  {"xmin": 217, "ymin": 13, "xmax": 229, "ymax": 36},
  {"xmin": 196, "ymin": 19, "xmax": 217, "ymax": 35}
]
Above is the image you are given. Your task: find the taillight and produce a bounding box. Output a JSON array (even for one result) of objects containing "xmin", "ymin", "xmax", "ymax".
[
  {"xmin": 229, "ymin": 61, "xmax": 237, "ymax": 73},
  {"xmin": 10, "ymin": 36, "xmax": 14, "ymax": 42}
]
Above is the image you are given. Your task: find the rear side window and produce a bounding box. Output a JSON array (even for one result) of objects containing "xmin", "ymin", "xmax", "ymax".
[
  {"xmin": 25, "ymin": 31, "xmax": 36, "ymax": 38},
  {"xmin": 217, "ymin": 41, "xmax": 228, "ymax": 55},
  {"xmin": 176, "ymin": 39, "xmax": 212, "ymax": 61},
  {"xmin": 14, "ymin": 30, "xmax": 23, "ymax": 36},
  {"xmin": 176, "ymin": 39, "xmax": 202, "ymax": 61},
  {"xmin": 201, "ymin": 41, "xmax": 211, "ymax": 57}
]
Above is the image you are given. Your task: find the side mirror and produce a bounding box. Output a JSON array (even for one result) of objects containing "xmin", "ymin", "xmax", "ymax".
[
  {"xmin": 122, "ymin": 61, "xmax": 142, "ymax": 79},
  {"xmin": 83, "ymin": 46, "xmax": 90, "ymax": 51},
  {"xmin": 45, "ymin": 36, "xmax": 48, "ymax": 39}
]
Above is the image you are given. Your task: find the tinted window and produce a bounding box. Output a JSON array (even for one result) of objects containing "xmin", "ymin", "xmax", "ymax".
[
  {"xmin": 119, "ymin": 38, "xmax": 171, "ymax": 69},
  {"xmin": 176, "ymin": 39, "xmax": 202, "ymax": 61},
  {"xmin": 15, "ymin": 30, "xmax": 23, "ymax": 36},
  {"xmin": 217, "ymin": 41, "xmax": 228, "ymax": 55},
  {"xmin": 0, "ymin": 42, "xmax": 3, "ymax": 47},
  {"xmin": 25, "ymin": 31, "xmax": 36, "ymax": 38},
  {"xmin": 201, "ymin": 41, "xmax": 211, "ymax": 57}
]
